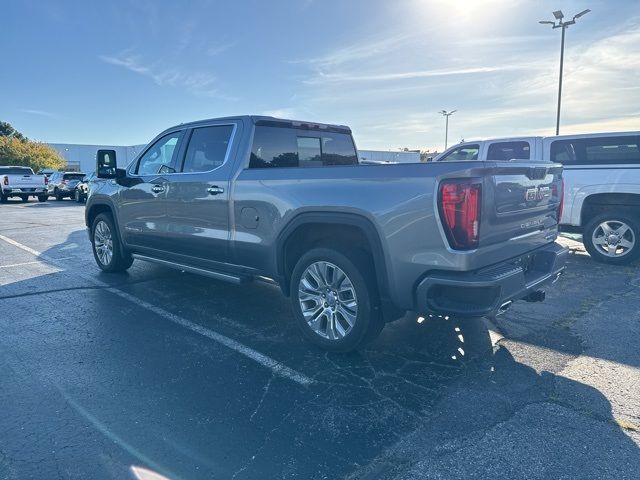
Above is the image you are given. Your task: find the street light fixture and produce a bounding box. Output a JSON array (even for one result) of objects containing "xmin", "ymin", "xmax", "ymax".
[
  {"xmin": 439, "ymin": 109, "xmax": 456, "ymax": 149},
  {"xmin": 540, "ymin": 8, "xmax": 591, "ymax": 135}
]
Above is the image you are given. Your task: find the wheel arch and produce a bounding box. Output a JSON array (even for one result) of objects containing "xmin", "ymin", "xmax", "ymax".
[
  {"xmin": 86, "ymin": 200, "xmax": 128, "ymax": 255},
  {"xmin": 581, "ymin": 192, "xmax": 640, "ymax": 226},
  {"xmin": 276, "ymin": 212, "xmax": 390, "ymax": 304}
]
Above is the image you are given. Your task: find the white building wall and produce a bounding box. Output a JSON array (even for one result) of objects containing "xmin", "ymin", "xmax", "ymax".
[
  {"xmin": 358, "ymin": 150, "xmax": 421, "ymax": 163},
  {"xmin": 48, "ymin": 143, "xmax": 147, "ymax": 173}
]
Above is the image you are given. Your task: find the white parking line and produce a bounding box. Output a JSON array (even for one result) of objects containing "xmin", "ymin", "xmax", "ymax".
[
  {"xmin": 0, "ymin": 261, "xmax": 43, "ymax": 269},
  {"xmin": 0, "ymin": 233, "xmax": 313, "ymax": 386}
]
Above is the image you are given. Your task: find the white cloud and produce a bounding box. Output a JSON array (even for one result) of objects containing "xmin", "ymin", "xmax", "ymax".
[
  {"xmin": 293, "ymin": 34, "xmax": 412, "ymax": 68},
  {"xmin": 99, "ymin": 52, "xmax": 235, "ymax": 100},
  {"xmin": 19, "ymin": 109, "xmax": 59, "ymax": 119},
  {"xmin": 305, "ymin": 65, "xmax": 529, "ymax": 84}
]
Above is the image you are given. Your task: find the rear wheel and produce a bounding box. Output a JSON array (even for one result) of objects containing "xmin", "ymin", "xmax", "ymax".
[
  {"xmin": 0, "ymin": 194, "xmax": 7, "ymax": 203},
  {"xmin": 91, "ymin": 213, "xmax": 134, "ymax": 272},
  {"xmin": 290, "ymin": 247, "xmax": 383, "ymax": 352},
  {"xmin": 20, "ymin": 195, "xmax": 29, "ymax": 203},
  {"xmin": 55, "ymin": 189, "xmax": 63, "ymax": 201},
  {"xmin": 583, "ymin": 211, "xmax": 640, "ymax": 265},
  {"xmin": 38, "ymin": 195, "xmax": 48, "ymax": 202},
  {"xmin": 75, "ymin": 189, "xmax": 83, "ymax": 203}
]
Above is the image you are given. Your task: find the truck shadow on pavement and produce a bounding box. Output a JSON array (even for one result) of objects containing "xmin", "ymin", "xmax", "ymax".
[{"xmin": 1, "ymin": 229, "xmax": 637, "ymax": 479}]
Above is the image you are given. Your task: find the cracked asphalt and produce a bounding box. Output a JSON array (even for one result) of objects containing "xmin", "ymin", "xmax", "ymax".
[{"xmin": 1, "ymin": 200, "xmax": 639, "ymax": 479}]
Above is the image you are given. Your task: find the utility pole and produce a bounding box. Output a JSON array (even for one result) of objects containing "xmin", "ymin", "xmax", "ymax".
[
  {"xmin": 539, "ymin": 9, "xmax": 591, "ymax": 135},
  {"xmin": 439, "ymin": 110, "xmax": 456, "ymax": 149}
]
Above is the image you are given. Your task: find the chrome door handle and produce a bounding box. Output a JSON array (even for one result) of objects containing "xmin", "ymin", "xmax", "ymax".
[
  {"xmin": 151, "ymin": 184, "xmax": 165, "ymax": 194},
  {"xmin": 207, "ymin": 186, "xmax": 224, "ymax": 195}
]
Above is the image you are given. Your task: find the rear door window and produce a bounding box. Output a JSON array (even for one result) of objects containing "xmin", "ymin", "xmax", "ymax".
[
  {"xmin": 551, "ymin": 136, "xmax": 640, "ymax": 165},
  {"xmin": 181, "ymin": 125, "xmax": 234, "ymax": 173},
  {"xmin": 438, "ymin": 145, "xmax": 480, "ymax": 161},
  {"xmin": 487, "ymin": 141, "xmax": 530, "ymax": 160},
  {"xmin": 250, "ymin": 126, "xmax": 298, "ymax": 168}
]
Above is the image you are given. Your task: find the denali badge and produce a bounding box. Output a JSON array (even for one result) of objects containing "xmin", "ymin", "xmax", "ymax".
[{"xmin": 525, "ymin": 186, "xmax": 551, "ymax": 202}]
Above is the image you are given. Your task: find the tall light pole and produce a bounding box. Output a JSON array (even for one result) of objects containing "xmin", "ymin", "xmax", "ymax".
[
  {"xmin": 439, "ymin": 110, "xmax": 456, "ymax": 149},
  {"xmin": 539, "ymin": 9, "xmax": 590, "ymax": 135}
]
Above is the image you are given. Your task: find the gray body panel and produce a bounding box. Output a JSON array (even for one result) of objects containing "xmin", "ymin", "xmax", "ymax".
[{"xmin": 87, "ymin": 116, "xmax": 563, "ymax": 312}]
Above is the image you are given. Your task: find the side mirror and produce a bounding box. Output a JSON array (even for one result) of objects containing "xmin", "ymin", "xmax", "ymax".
[{"xmin": 96, "ymin": 149, "xmax": 117, "ymax": 178}]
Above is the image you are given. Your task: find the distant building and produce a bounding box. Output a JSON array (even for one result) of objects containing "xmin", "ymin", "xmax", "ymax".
[
  {"xmin": 358, "ymin": 150, "xmax": 421, "ymax": 164},
  {"xmin": 47, "ymin": 143, "xmax": 146, "ymax": 173}
]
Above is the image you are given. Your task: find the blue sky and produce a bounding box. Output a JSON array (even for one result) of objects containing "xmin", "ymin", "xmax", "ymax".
[{"xmin": 2, "ymin": 0, "xmax": 639, "ymax": 150}]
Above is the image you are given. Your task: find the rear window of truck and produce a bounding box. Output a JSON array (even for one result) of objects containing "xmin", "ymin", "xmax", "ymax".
[
  {"xmin": 487, "ymin": 141, "xmax": 531, "ymax": 160},
  {"xmin": 0, "ymin": 167, "xmax": 34, "ymax": 175},
  {"xmin": 551, "ymin": 136, "xmax": 640, "ymax": 165},
  {"xmin": 63, "ymin": 173, "xmax": 85, "ymax": 181},
  {"xmin": 249, "ymin": 126, "xmax": 358, "ymax": 168}
]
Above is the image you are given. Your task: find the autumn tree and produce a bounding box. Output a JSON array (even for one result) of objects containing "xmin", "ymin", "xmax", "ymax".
[{"xmin": 0, "ymin": 121, "xmax": 66, "ymax": 172}]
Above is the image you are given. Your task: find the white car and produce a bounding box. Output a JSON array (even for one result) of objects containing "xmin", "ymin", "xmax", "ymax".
[
  {"xmin": 435, "ymin": 131, "xmax": 640, "ymax": 265},
  {"xmin": 0, "ymin": 166, "xmax": 48, "ymax": 203}
]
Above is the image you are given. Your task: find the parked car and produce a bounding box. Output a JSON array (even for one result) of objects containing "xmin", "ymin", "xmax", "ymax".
[
  {"xmin": 47, "ymin": 172, "xmax": 86, "ymax": 201},
  {"xmin": 74, "ymin": 171, "xmax": 96, "ymax": 203},
  {"xmin": 435, "ymin": 131, "xmax": 640, "ymax": 265},
  {"xmin": 86, "ymin": 116, "xmax": 566, "ymax": 351},
  {"xmin": 0, "ymin": 166, "xmax": 48, "ymax": 203}
]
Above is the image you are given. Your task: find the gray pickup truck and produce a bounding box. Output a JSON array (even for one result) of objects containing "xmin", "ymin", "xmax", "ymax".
[{"xmin": 87, "ymin": 116, "xmax": 567, "ymax": 351}]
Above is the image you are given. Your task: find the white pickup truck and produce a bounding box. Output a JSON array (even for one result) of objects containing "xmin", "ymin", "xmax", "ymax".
[
  {"xmin": 435, "ymin": 131, "xmax": 640, "ymax": 265},
  {"xmin": 0, "ymin": 166, "xmax": 49, "ymax": 203}
]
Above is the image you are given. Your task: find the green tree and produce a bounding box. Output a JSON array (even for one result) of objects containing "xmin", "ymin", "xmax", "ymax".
[
  {"xmin": 0, "ymin": 121, "xmax": 27, "ymax": 141},
  {"xmin": 0, "ymin": 121, "xmax": 66, "ymax": 171}
]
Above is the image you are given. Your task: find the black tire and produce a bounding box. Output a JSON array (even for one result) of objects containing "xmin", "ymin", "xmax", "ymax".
[
  {"xmin": 583, "ymin": 211, "xmax": 640, "ymax": 265},
  {"xmin": 38, "ymin": 195, "xmax": 48, "ymax": 202},
  {"xmin": 55, "ymin": 189, "xmax": 63, "ymax": 201},
  {"xmin": 290, "ymin": 247, "xmax": 383, "ymax": 352},
  {"xmin": 20, "ymin": 195, "xmax": 29, "ymax": 203},
  {"xmin": 91, "ymin": 213, "xmax": 134, "ymax": 273},
  {"xmin": 75, "ymin": 189, "xmax": 83, "ymax": 203},
  {"xmin": 0, "ymin": 194, "xmax": 7, "ymax": 203}
]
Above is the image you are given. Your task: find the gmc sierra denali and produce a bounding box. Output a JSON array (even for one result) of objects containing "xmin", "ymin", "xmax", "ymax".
[{"xmin": 86, "ymin": 116, "xmax": 567, "ymax": 351}]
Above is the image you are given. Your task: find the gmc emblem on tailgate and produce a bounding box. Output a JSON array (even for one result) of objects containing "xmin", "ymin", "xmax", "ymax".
[{"xmin": 525, "ymin": 186, "xmax": 551, "ymax": 202}]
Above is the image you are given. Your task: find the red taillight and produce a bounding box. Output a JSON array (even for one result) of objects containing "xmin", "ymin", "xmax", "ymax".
[
  {"xmin": 551, "ymin": 179, "xmax": 564, "ymax": 221},
  {"xmin": 44, "ymin": 176, "xmax": 49, "ymax": 185},
  {"xmin": 438, "ymin": 180, "xmax": 481, "ymax": 250},
  {"xmin": 558, "ymin": 178, "xmax": 564, "ymax": 220},
  {"xmin": 2, "ymin": 176, "xmax": 7, "ymax": 186}
]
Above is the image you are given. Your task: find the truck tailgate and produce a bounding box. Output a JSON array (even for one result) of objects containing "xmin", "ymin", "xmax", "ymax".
[
  {"xmin": 481, "ymin": 161, "xmax": 563, "ymax": 248},
  {"xmin": 7, "ymin": 173, "xmax": 43, "ymax": 188}
]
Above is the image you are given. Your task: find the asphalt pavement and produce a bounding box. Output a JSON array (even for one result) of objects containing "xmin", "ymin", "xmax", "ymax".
[{"xmin": 0, "ymin": 199, "xmax": 638, "ymax": 479}]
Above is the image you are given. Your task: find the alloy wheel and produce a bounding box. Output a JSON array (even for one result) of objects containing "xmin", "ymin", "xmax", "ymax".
[
  {"xmin": 591, "ymin": 220, "xmax": 635, "ymax": 258},
  {"xmin": 298, "ymin": 261, "xmax": 358, "ymax": 340},
  {"xmin": 94, "ymin": 220, "xmax": 114, "ymax": 266}
]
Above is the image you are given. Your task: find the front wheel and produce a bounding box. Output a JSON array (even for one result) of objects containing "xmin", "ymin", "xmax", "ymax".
[
  {"xmin": 75, "ymin": 189, "xmax": 83, "ymax": 203},
  {"xmin": 38, "ymin": 195, "xmax": 48, "ymax": 202},
  {"xmin": 20, "ymin": 195, "xmax": 29, "ymax": 203},
  {"xmin": 91, "ymin": 213, "xmax": 134, "ymax": 272},
  {"xmin": 290, "ymin": 247, "xmax": 383, "ymax": 352},
  {"xmin": 55, "ymin": 189, "xmax": 63, "ymax": 201},
  {"xmin": 583, "ymin": 212, "xmax": 640, "ymax": 265}
]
